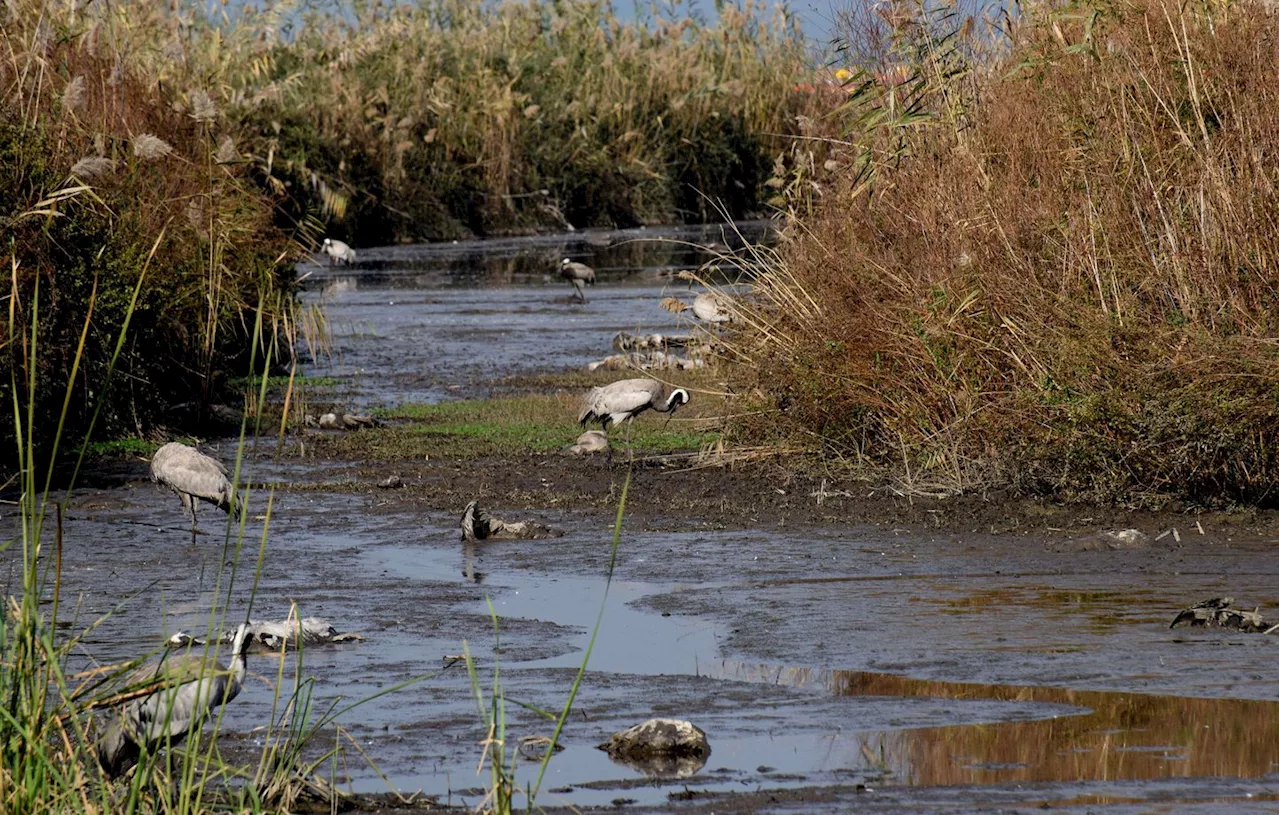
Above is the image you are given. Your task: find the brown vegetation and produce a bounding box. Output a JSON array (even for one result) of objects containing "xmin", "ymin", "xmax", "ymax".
[
  {"xmin": 0, "ymin": 0, "xmax": 298, "ymax": 463},
  {"xmin": 731, "ymin": 0, "xmax": 1277, "ymax": 505}
]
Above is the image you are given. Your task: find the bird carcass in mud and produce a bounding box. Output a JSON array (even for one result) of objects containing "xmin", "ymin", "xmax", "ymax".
[
  {"xmin": 460, "ymin": 501, "xmax": 564, "ymax": 542},
  {"xmin": 1169, "ymin": 598, "xmax": 1276, "ymax": 633},
  {"xmin": 168, "ymin": 617, "xmax": 365, "ymax": 652}
]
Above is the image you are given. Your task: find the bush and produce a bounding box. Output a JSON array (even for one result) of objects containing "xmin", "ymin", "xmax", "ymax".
[
  {"xmin": 733, "ymin": 0, "xmax": 1277, "ymax": 505},
  {"xmin": 0, "ymin": 2, "xmax": 294, "ymax": 465}
]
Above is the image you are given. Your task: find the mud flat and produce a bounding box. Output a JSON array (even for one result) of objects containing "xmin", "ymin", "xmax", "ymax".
[{"xmin": 38, "ymin": 227, "xmax": 1278, "ymax": 812}]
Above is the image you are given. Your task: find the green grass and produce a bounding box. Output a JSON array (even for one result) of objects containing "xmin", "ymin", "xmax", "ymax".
[
  {"xmin": 75, "ymin": 438, "xmax": 163, "ymax": 458},
  {"xmin": 325, "ymin": 394, "xmax": 719, "ymax": 459}
]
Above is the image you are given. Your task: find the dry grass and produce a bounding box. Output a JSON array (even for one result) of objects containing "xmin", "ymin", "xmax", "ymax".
[
  {"xmin": 218, "ymin": 0, "xmax": 822, "ymax": 241},
  {"xmin": 730, "ymin": 0, "xmax": 1277, "ymax": 505},
  {"xmin": 0, "ymin": 0, "xmax": 299, "ymax": 461}
]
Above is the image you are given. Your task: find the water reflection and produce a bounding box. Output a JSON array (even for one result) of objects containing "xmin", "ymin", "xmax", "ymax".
[
  {"xmin": 302, "ymin": 221, "xmax": 775, "ymax": 292},
  {"xmin": 714, "ymin": 661, "xmax": 1279, "ymax": 787}
]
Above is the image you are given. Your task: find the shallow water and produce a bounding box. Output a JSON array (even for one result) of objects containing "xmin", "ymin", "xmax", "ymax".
[
  {"xmin": 18, "ymin": 224, "xmax": 1278, "ymax": 812},
  {"xmin": 298, "ymin": 222, "xmax": 768, "ymax": 407}
]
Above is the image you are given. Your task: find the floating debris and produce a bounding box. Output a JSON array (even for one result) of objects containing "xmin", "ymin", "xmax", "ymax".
[
  {"xmin": 517, "ymin": 735, "xmax": 565, "ymax": 761},
  {"xmin": 168, "ymin": 617, "xmax": 365, "ymax": 652},
  {"xmin": 598, "ymin": 718, "xmax": 710, "ymax": 778},
  {"xmin": 1170, "ymin": 598, "xmax": 1274, "ymax": 632},
  {"xmin": 1057, "ymin": 528, "xmax": 1150, "ymax": 551},
  {"xmin": 460, "ymin": 500, "xmax": 563, "ymax": 542}
]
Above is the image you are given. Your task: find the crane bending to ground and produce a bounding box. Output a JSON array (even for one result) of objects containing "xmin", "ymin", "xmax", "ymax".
[
  {"xmin": 577, "ymin": 378, "xmax": 690, "ymax": 455},
  {"xmin": 150, "ymin": 442, "xmax": 241, "ymax": 545}
]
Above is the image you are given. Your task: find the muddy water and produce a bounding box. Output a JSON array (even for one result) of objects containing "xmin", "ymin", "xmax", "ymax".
[{"xmin": 18, "ymin": 224, "xmax": 1278, "ymax": 812}]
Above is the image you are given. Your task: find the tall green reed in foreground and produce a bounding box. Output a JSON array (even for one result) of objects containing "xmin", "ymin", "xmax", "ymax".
[
  {"xmin": 464, "ymin": 473, "xmax": 630, "ymax": 813},
  {"xmin": 0, "ymin": 257, "xmax": 430, "ymax": 812}
]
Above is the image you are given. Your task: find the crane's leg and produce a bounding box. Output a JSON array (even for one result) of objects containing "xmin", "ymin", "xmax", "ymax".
[
  {"xmin": 572, "ymin": 279, "xmax": 586, "ymax": 303},
  {"xmin": 625, "ymin": 418, "xmax": 635, "ymax": 462}
]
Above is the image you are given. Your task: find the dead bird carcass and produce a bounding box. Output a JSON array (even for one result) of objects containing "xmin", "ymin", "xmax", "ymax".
[
  {"xmin": 460, "ymin": 500, "xmax": 564, "ymax": 542},
  {"xmin": 311, "ymin": 412, "xmax": 381, "ymax": 430},
  {"xmin": 1169, "ymin": 598, "xmax": 1275, "ymax": 633},
  {"xmin": 566, "ymin": 430, "xmax": 610, "ymax": 456},
  {"xmin": 598, "ymin": 718, "xmax": 710, "ymax": 778},
  {"xmin": 168, "ymin": 617, "xmax": 365, "ymax": 652}
]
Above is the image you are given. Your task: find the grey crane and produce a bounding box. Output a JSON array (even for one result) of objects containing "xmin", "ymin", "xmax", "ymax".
[
  {"xmin": 560, "ymin": 258, "xmax": 596, "ymax": 302},
  {"xmin": 321, "ymin": 237, "xmax": 356, "ymax": 265},
  {"xmin": 577, "ymin": 378, "xmax": 689, "ymax": 452},
  {"xmin": 150, "ymin": 441, "xmax": 240, "ymax": 545},
  {"xmin": 97, "ymin": 623, "xmax": 252, "ymax": 780}
]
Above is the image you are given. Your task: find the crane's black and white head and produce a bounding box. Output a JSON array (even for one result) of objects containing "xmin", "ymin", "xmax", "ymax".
[
  {"xmin": 666, "ymin": 388, "xmax": 690, "ymax": 412},
  {"xmin": 322, "ymin": 237, "xmax": 333, "ymax": 250},
  {"xmin": 560, "ymin": 257, "xmax": 571, "ymax": 269},
  {"xmin": 229, "ymin": 623, "xmax": 253, "ymax": 657}
]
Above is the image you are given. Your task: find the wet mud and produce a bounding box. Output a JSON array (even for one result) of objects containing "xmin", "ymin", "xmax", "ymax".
[{"xmin": 11, "ymin": 225, "xmax": 1277, "ymax": 813}]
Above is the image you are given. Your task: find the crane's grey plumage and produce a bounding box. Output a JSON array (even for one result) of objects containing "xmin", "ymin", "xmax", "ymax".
[
  {"xmin": 321, "ymin": 237, "xmax": 356, "ymax": 265},
  {"xmin": 97, "ymin": 623, "xmax": 252, "ymax": 780},
  {"xmin": 578, "ymin": 378, "xmax": 689, "ymax": 454},
  {"xmin": 150, "ymin": 442, "xmax": 239, "ymax": 545},
  {"xmin": 560, "ymin": 258, "xmax": 596, "ymax": 302}
]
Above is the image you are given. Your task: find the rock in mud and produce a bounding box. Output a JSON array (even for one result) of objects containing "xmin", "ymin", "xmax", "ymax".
[
  {"xmin": 599, "ymin": 719, "xmax": 710, "ymax": 779},
  {"xmin": 567, "ymin": 430, "xmax": 609, "ymax": 456},
  {"xmin": 377, "ymin": 474, "xmax": 404, "ymax": 489},
  {"xmin": 459, "ymin": 500, "xmax": 564, "ymax": 542},
  {"xmin": 1169, "ymin": 598, "xmax": 1274, "ymax": 632}
]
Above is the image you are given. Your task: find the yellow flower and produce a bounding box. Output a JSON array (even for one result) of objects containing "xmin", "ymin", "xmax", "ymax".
[{"xmin": 834, "ymin": 68, "xmax": 853, "ymax": 82}]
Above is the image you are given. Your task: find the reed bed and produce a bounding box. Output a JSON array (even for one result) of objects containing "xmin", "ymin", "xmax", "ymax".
[
  {"xmin": 729, "ymin": 0, "xmax": 1278, "ymax": 505},
  {"xmin": 0, "ymin": 0, "xmax": 302, "ymax": 464},
  {"xmin": 221, "ymin": 0, "xmax": 821, "ymax": 242}
]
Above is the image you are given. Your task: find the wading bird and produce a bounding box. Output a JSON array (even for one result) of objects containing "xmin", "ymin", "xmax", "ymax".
[
  {"xmin": 577, "ymin": 378, "xmax": 690, "ymax": 452},
  {"xmin": 97, "ymin": 623, "xmax": 252, "ymax": 780},
  {"xmin": 560, "ymin": 258, "xmax": 596, "ymax": 302},
  {"xmin": 321, "ymin": 237, "xmax": 356, "ymax": 265},
  {"xmin": 660, "ymin": 291, "xmax": 733, "ymax": 324},
  {"xmin": 150, "ymin": 442, "xmax": 240, "ymax": 545}
]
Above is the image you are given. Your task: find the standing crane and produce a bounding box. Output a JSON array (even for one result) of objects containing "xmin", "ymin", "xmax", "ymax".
[
  {"xmin": 96, "ymin": 623, "xmax": 252, "ymax": 779},
  {"xmin": 560, "ymin": 258, "xmax": 596, "ymax": 302},
  {"xmin": 150, "ymin": 442, "xmax": 240, "ymax": 545},
  {"xmin": 321, "ymin": 237, "xmax": 357, "ymax": 265}
]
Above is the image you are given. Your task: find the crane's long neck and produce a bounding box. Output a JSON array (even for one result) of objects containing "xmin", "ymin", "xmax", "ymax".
[{"xmin": 228, "ymin": 625, "xmax": 251, "ymax": 690}]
